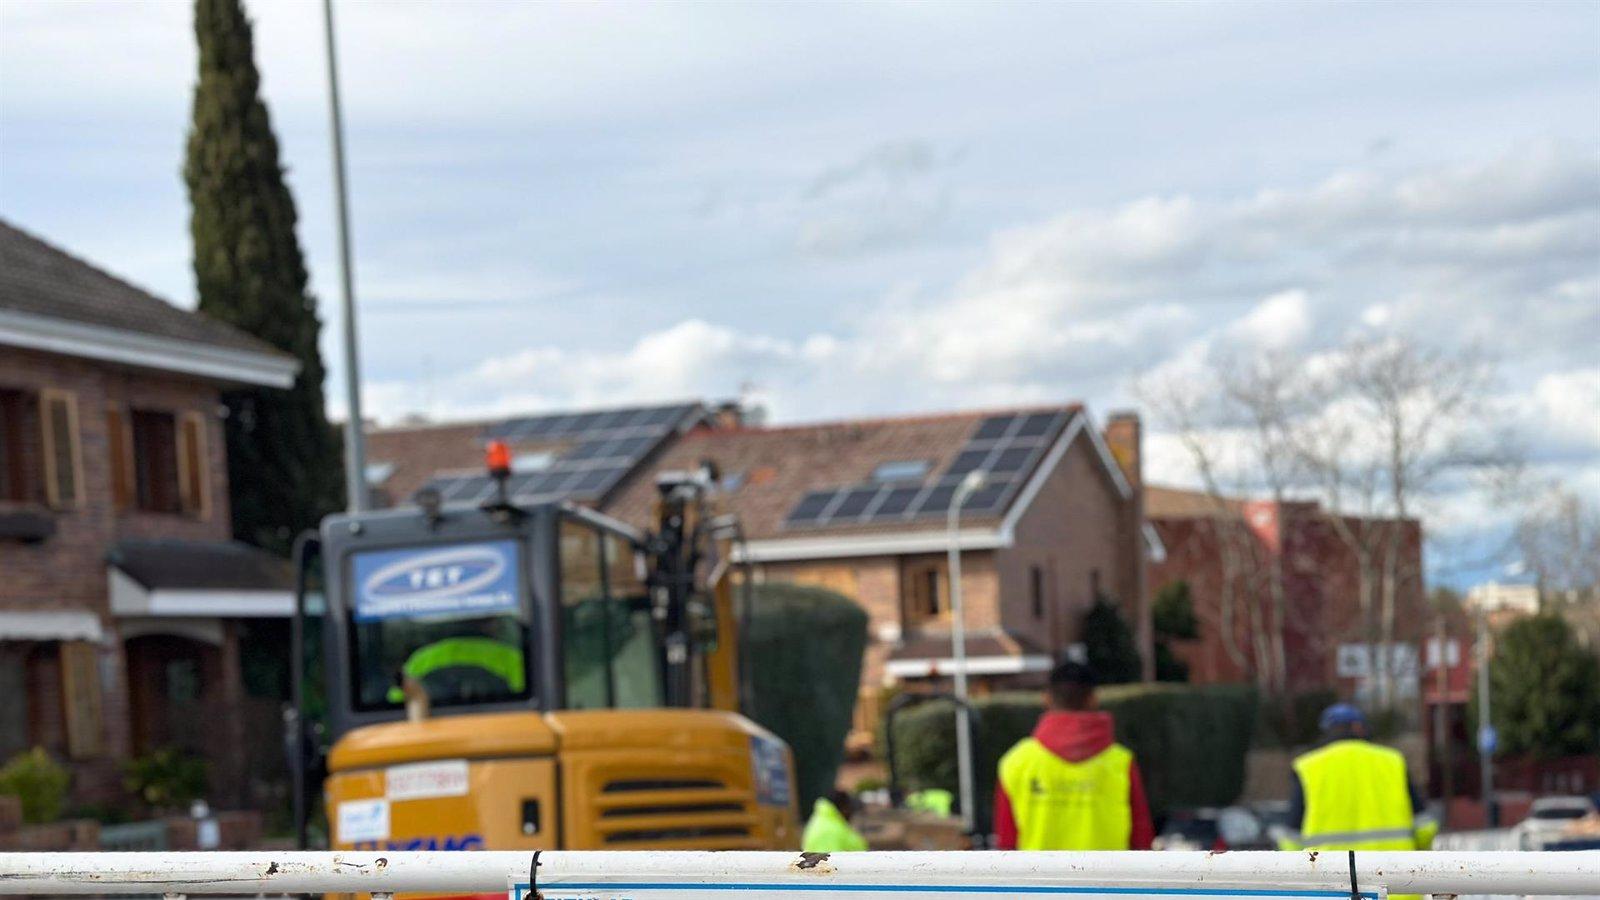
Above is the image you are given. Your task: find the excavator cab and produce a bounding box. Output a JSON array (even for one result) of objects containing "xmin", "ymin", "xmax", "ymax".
[{"xmin": 288, "ymin": 453, "xmax": 798, "ymax": 853}]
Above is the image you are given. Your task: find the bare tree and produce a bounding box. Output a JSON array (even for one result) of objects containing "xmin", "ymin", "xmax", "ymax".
[
  {"xmin": 1299, "ymin": 335, "xmax": 1505, "ymax": 709},
  {"xmin": 1517, "ymin": 487, "xmax": 1600, "ymax": 603},
  {"xmin": 1141, "ymin": 331, "xmax": 1512, "ymax": 721},
  {"xmin": 1137, "ymin": 365, "xmax": 1290, "ymax": 700},
  {"xmin": 1516, "ymin": 487, "xmax": 1600, "ymax": 649}
]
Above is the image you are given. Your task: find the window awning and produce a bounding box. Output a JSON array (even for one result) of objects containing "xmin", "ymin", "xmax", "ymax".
[
  {"xmin": 110, "ymin": 571, "xmax": 293, "ymax": 618},
  {"xmin": 0, "ymin": 610, "xmax": 104, "ymax": 642},
  {"xmin": 107, "ymin": 538, "xmax": 295, "ymax": 618}
]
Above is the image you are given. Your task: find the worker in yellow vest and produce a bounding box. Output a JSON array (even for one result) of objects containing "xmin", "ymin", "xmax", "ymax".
[
  {"xmin": 802, "ymin": 789, "xmax": 869, "ymax": 852},
  {"xmin": 994, "ymin": 661, "xmax": 1153, "ymax": 850},
  {"xmin": 1280, "ymin": 704, "xmax": 1438, "ymax": 858}
]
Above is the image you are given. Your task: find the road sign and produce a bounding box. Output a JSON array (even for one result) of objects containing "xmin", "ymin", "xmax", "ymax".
[{"xmin": 1479, "ymin": 725, "xmax": 1498, "ymax": 754}]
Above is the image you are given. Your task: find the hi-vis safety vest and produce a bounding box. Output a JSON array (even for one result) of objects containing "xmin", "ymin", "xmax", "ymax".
[
  {"xmin": 998, "ymin": 738, "xmax": 1133, "ymax": 850},
  {"xmin": 1287, "ymin": 740, "xmax": 1431, "ymax": 852}
]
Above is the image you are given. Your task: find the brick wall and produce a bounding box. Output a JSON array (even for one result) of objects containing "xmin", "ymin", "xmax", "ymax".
[
  {"xmin": 1148, "ymin": 501, "xmax": 1426, "ymax": 692},
  {"xmin": 1000, "ymin": 436, "xmax": 1136, "ymax": 657}
]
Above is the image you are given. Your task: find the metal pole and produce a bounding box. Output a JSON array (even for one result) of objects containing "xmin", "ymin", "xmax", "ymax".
[
  {"xmin": 322, "ymin": 0, "xmax": 367, "ymax": 513},
  {"xmin": 1435, "ymin": 614, "xmax": 1453, "ymax": 826},
  {"xmin": 947, "ymin": 472, "xmax": 983, "ymax": 837},
  {"xmin": 1478, "ymin": 607, "xmax": 1496, "ymax": 828}
]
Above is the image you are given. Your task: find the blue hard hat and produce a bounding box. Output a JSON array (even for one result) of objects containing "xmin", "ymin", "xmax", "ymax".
[{"xmin": 1319, "ymin": 703, "xmax": 1366, "ymax": 732}]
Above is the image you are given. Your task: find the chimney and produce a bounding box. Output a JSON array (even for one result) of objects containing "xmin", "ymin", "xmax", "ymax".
[
  {"xmin": 1104, "ymin": 410, "xmax": 1152, "ymax": 681},
  {"xmin": 711, "ymin": 400, "xmax": 745, "ymax": 431},
  {"xmin": 1103, "ymin": 410, "xmax": 1142, "ymax": 488}
]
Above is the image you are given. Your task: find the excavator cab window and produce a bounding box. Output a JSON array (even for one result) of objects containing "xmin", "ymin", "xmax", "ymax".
[
  {"xmin": 345, "ymin": 539, "xmax": 534, "ymax": 712},
  {"xmin": 559, "ymin": 516, "xmax": 664, "ymax": 710}
]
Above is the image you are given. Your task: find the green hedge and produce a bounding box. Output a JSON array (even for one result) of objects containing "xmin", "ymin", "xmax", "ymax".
[
  {"xmin": 743, "ymin": 583, "xmax": 868, "ymax": 813},
  {"xmin": 886, "ymin": 684, "xmax": 1257, "ymax": 830}
]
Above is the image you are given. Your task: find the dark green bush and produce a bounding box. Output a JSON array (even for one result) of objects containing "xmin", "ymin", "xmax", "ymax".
[
  {"xmin": 743, "ymin": 582, "xmax": 868, "ymax": 813},
  {"xmin": 886, "ymin": 684, "xmax": 1257, "ymax": 830},
  {"xmin": 124, "ymin": 748, "xmax": 208, "ymax": 812},
  {"xmin": 1083, "ymin": 598, "xmax": 1141, "ymax": 684}
]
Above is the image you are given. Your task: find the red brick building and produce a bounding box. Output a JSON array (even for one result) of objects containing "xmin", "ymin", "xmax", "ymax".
[
  {"xmin": 1145, "ymin": 485, "xmax": 1426, "ymax": 699},
  {"xmin": 0, "ymin": 220, "xmax": 299, "ymax": 810}
]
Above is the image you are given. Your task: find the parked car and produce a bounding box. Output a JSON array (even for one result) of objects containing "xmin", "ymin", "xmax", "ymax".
[
  {"xmin": 1515, "ymin": 795, "xmax": 1598, "ymax": 849},
  {"xmin": 1154, "ymin": 807, "xmax": 1272, "ymax": 851}
]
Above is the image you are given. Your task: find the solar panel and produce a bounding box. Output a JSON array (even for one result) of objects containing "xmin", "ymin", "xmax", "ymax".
[
  {"xmin": 786, "ymin": 490, "xmax": 836, "ymax": 525},
  {"xmin": 947, "ymin": 448, "xmax": 989, "ymax": 475},
  {"xmin": 963, "ymin": 477, "xmax": 1014, "ymax": 514},
  {"xmin": 420, "ymin": 403, "xmax": 703, "ymax": 506},
  {"xmin": 1015, "ymin": 412, "xmax": 1056, "ymax": 438},
  {"xmin": 832, "ymin": 487, "xmax": 879, "ymax": 520},
  {"xmin": 989, "ymin": 446, "xmax": 1033, "ymax": 474},
  {"xmin": 875, "ymin": 486, "xmax": 920, "ymax": 517},
  {"xmin": 913, "ymin": 483, "xmax": 957, "ymax": 516},
  {"xmin": 779, "ymin": 408, "xmax": 1075, "ymax": 529},
  {"xmin": 973, "ymin": 415, "xmax": 1014, "ymax": 440}
]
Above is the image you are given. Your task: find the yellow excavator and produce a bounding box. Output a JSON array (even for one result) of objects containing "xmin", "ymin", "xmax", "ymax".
[{"xmin": 288, "ymin": 442, "xmax": 799, "ymax": 865}]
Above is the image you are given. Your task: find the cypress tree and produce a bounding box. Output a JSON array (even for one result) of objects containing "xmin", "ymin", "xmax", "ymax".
[{"xmin": 185, "ymin": 0, "xmax": 344, "ymax": 554}]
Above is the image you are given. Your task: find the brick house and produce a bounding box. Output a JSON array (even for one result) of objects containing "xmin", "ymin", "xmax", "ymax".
[
  {"xmin": 607, "ymin": 405, "xmax": 1152, "ymax": 700},
  {"xmin": 368, "ymin": 402, "xmax": 1155, "ymax": 736},
  {"xmin": 0, "ymin": 219, "xmax": 299, "ymax": 810},
  {"xmin": 1144, "ymin": 485, "xmax": 1426, "ymax": 699}
]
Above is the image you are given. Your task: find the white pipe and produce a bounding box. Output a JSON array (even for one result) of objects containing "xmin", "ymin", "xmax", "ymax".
[{"xmin": 0, "ymin": 851, "xmax": 1595, "ymax": 895}]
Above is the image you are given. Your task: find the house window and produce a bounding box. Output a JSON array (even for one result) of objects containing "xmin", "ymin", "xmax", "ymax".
[
  {"xmin": 873, "ymin": 460, "xmax": 930, "ymax": 483},
  {"xmin": 0, "ymin": 389, "xmax": 36, "ymax": 503},
  {"xmin": 132, "ymin": 410, "xmax": 179, "ymax": 513},
  {"xmin": 903, "ymin": 560, "xmax": 947, "ymax": 623},
  {"xmin": 1031, "ymin": 565, "xmax": 1046, "ymax": 619},
  {"xmin": 39, "ymin": 389, "xmax": 82, "ymax": 509},
  {"xmin": 125, "ymin": 408, "xmax": 208, "ymax": 517}
]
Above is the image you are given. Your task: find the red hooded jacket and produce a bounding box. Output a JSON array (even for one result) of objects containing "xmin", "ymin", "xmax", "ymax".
[{"xmin": 993, "ymin": 711, "xmax": 1154, "ymax": 850}]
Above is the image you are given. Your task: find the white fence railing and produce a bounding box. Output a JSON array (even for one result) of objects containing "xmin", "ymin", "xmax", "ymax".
[{"xmin": 0, "ymin": 851, "xmax": 1597, "ymax": 898}]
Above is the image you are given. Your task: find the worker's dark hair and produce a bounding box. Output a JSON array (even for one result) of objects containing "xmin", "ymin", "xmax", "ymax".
[
  {"xmin": 1046, "ymin": 660, "xmax": 1097, "ymax": 709},
  {"xmin": 828, "ymin": 788, "xmax": 855, "ymax": 816}
]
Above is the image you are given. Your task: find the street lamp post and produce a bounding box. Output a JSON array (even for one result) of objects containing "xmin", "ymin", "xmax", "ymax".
[
  {"xmin": 947, "ymin": 469, "xmax": 987, "ymax": 837},
  {"xmin": 322, "ymin": 0, "xmax": 368, "ymax": 513}
]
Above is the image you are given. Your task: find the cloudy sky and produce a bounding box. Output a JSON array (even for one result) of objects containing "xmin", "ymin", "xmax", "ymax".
[{"xmin": 3, "ymin": 1, "xmax": 1597, "ymax": 584}]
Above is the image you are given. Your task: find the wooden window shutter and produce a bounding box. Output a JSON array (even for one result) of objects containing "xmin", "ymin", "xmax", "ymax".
[
  {"xmin": 60, "ymin": 641, "xmax": 104, "ymax": 759},
  {"xmin": 106, "ymin": 405, "xmax": 133, "ymax": 510},
  {"xmin": 39, "ymin": 390, "xmax": 82, "ymax": 508},
  {"xmin": 177, "ymin": 411, "xmax": 209, "ymax": 518}
]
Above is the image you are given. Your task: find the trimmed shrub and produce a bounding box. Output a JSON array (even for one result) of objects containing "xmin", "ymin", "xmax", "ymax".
[
  {"xmin": 124, "ymin": 748, "xmax": 208, "ymax": 812},
  {"xmin": 886, "ymin": 684, "xmax": 1257, "ymax": 830},
  {"xmin": 0, "ymin": 747, "xmax": 71, "ymax": 824},
  {"xmin": 744, "ymin": 582, "xmax": 868, "ymax": 813}
]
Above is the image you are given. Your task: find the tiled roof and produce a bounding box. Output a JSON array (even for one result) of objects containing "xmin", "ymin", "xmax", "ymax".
[
  {"xmin": 0, "ymin": 218, "xmax": 288, "ymax": 359},
  {"xmin": 1144, "ymin": 485, "xmax": 1245, "ymax": 519},
  {"xmin": 365, "ymin": 419, "xmax": 498, "ymax": 505},
  {"xmin": 603, "ymin": 404, "xmax": 1084, "ymax": 541},
  {"xmin": 366, "ymin": 402, "xmax": 705, "ymax": 507}
]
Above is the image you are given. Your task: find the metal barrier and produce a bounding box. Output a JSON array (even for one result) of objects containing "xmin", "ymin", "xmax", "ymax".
[{"xmin": 0, "ymin": 851, "xmax": 1597, "ymax": 898}]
